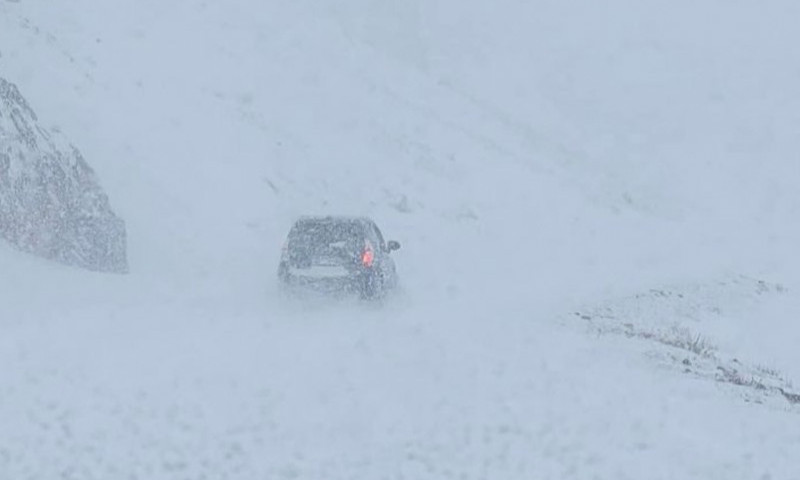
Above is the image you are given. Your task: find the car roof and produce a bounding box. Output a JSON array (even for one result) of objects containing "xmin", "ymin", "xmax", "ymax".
[{"xmin": 293, "ymin": 215, "xmax": 374, "ymax": 225}]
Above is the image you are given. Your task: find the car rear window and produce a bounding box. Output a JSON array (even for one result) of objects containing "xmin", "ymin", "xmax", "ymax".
[{"xmin": 288, "ymin": 219, "xmax": 364, "ymax": 256}]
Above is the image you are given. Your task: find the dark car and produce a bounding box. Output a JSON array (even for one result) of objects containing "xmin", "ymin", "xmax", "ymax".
[{"xmin": 278, "ymin": 216, "xmax": 401, "ymax": 300}]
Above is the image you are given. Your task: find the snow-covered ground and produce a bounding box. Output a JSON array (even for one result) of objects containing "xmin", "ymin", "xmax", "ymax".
[{"xmin": 2, "ymin": 1, "xmax": 799, "ymax": 478}]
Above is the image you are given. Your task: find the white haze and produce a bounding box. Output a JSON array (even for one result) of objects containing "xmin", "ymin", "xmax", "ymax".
[{"xmin": 1, "ymin": 1, "xmax": 800, "ymax": 478}]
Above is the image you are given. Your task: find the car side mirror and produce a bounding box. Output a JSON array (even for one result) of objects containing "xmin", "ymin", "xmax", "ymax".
[{"xmin": 387, "ymin": 240, "xmax": 401, "ymax": 252}]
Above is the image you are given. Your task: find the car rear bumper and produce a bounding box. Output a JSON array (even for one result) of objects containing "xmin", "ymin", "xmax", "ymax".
[{"xmin": 279, "ymin": 272, "xmax": 365, "ymax": 296}]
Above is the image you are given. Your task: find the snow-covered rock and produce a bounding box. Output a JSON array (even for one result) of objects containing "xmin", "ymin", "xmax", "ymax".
[{"xmin": 0, "ymin": 77, "xmax": 127, "ymax": 273}]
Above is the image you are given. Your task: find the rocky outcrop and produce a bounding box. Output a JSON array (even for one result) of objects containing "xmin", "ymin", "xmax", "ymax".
[{"xmin": 0, "ymin": 78, "xmax": 127, "ymax": 273}]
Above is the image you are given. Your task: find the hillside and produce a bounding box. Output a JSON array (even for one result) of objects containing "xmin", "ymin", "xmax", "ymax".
[{"xmin": 0, "ymin": 77, "xmax": 127, "ymax": 272}]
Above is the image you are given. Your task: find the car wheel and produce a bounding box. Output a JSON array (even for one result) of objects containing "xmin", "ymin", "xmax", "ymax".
[{"xmin": 360, "ymin": 271, "xmax": 383, "ymax": 300}]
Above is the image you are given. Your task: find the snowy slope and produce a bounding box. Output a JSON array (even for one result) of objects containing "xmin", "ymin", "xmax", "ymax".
[
  {"xmin": 2, "ymin": 1, "xmax": 800, "ymax": 478},
  {"xmin": 0, "ymin": 77, "xmax": 128, "ymax": 273}
]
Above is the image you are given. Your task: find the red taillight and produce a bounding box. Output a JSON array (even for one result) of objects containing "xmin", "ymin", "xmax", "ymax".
[{"xmin": 361, "ymin": 248, "xmax": 374, "ymax": 267}]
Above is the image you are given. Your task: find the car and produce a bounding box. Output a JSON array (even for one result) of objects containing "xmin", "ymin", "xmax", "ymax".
[{"xmin": 277, "ymin": 216, "xmax": 401, "ymax": 300}]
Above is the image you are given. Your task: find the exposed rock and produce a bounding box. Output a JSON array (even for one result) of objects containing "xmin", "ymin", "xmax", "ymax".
[{"xmin": 0, "ymin": 77, "xmax": 127, "ymax": 273}]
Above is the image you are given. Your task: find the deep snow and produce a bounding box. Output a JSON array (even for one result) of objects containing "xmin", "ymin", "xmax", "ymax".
[{"xmin": 1, "ymin": 0, "xmax": 800, "ymax": 478}]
